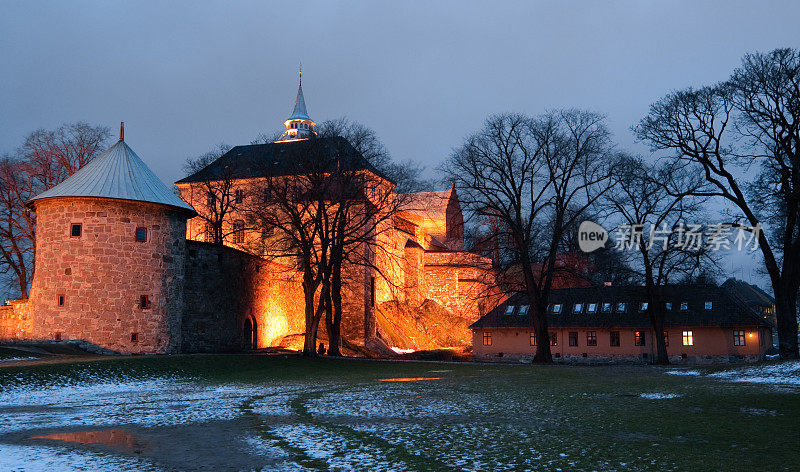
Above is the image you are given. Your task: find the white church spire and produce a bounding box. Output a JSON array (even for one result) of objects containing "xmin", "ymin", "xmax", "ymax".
[{"xmin": 277, "ymin": 66, "xmax": 316, "ymax": 141}]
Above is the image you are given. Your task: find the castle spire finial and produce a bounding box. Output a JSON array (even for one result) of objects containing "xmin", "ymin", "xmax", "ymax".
[
  {"xmin": 119, "ymin": 122, "xmax": 124, "ymax": 141},
  {"xmin": 299, "ymin": 61, "xmax": 302, "ymax": 86}
]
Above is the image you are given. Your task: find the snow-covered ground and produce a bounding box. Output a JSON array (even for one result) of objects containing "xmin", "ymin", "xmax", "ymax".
[{"xmin": 667, "ymin": 361, "xmax": 800, "ymax": 386}]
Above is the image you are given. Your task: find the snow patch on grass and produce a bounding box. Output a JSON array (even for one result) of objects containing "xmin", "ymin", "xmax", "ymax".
[
  {"xmin": 640, "ymin": 393, "xmax": 681, "ymax": 399},
  {"xmin": 708, "ymin": 361, "xmax": 800, "ymax": 386},
  {"xmin": 0, "ymin": 444, "xmax": 161, "ymax": 471}
]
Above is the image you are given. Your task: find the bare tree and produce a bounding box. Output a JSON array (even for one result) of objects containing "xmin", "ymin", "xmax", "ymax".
[
  {"xmin": 443, "ymin": 111, "xmax": 613, "ymax": 363},
  {"xmin": 635, "ymin": 48, "xmax": 800, "ymax": 359},
  {"xmin": 603, "ymin": 155, "xmax": 716, "ymax": 364},
  {"xmin": 182, "ymin": 143, "xmax": 236, "ymax": 245},
  {"xmin": 0, "ymin": 122, "xmax": 110, "ymax": 298}
]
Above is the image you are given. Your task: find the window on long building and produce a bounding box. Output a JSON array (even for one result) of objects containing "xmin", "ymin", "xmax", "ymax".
[
  {"xmin": 483, "ymin": 332, "xmax": 492, "ymax": 346},
  {"xmin": 550, "ymin": 332, "xmax": 558, "ymax": 346},
  {"xmin": 586, "ymin": 331, "xmax": 597, "ymax": 346},
  {"xmin": 568, "ymin": 331, "xmax": 578, "ymax": 346},
  {"xmin": 634, "ymin": 331, "xmax": 646, "ymax": 346},
  {"xmin": 664, "ymin": 331, "xmax": 669, "ymax": 347},
  {"xmin": 610, "ymin": 331, "xmax": 620, "ymax": 346},
  {"xmin": 530, "ymin": 332, "xmax": 536, "ymax": 346},
  {"xmin": 733, "ymin": 330, "xmax": 746, "ymax": 346},
  {"xmin": 682, "ymin": 330, "xmax": 694, "ymax": 346}
]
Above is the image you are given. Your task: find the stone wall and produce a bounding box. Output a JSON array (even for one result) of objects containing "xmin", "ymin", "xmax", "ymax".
[
  {"xmin": 181, "ymin": 241, "xmax": 305, "ymax": 352},
  {"xmin": 421, "ymin": 251, "xmax": 497, "ymax": 322},
  {"xmin": 26, "ymin": 197, "xmax": 188, "ymax": 354}
]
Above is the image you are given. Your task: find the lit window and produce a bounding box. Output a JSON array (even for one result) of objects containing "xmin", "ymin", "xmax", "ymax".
[
  {"xmin": 616, "ymin": 303, "xmax": 627, "ymax": 313},
  {"xmin": 530, "ymin": 332, "xmax": 536, "ymax": 346},
  {"xmin": 587, "ymin": 303, "xmax": 597, "ymax": 313},
  {"xmin": 505, "ymin": 305, "xmax": 515, "ymax": 315},
  {"xmin": 665, "ymin": 302, "xmax": 672, "ymax": 310},
  {"xmin": 552, "ymin": 304, "xmax": 562, "ymax": 313},
  {"xmin": 586, "ymin": 331, "xmax": 597, "ymax": 346},
  {"xmin": 235, "ymin": 189, "xmax": 244, "ymax": 204},
  {"xmin": 733, "ymin": 330, "xmax": 746, "ymax": 346},
  {"xmin": 139, "ymin": 295, "xmax": 150, "ymax": 310},
  {"xmin": 682, "ymin": 330, "xmax": 694, "ymax": 346},
  {"xmin": 705, "ymin": 301, "xmax": 713, "ymax": 310},
  {"xmin": 135, "ymin": 227, "xmax": 147, "ymax": 242},
  {"xmin": 634, "ymin": 331, "xmax": 646, "ymax": 346},
  {"xmin": 610, "ymin": 331, "xmax": 620, "ymax": 346},
  {"xmin": 519, "ymin": 305, "xmax": 529, "ymax": 315},
  {"xmin": 70, "ymin": 223, "xmax": 82, "ymax": 237},
  {"xmin": 602, "ymin": 303, "xmax": 612, "ymax": 313},
  {"xmin": 550, "ymin": 332, "xmax": 558, "ymax": 346},
  {"xmin": 573, "ymin": 303, "xmax": 583, "ymax": 313},
  {"xmin": 664, "ymin": 331, "xmax": 669, "ymax": 346},
  {"xmin": 233, "ymin": 220, "xmax": 245, "ymax": 244},
  {"xmin": 569, "ymin": 331, "xmax": 578, "ymax": 346},
  {"xmin": 680, "ymin": 302, "xmax": 688, "ymax": 311},
  {"xmin": 483, "ymin": 332, "xmax": 492, "ymax": 346},
  {"xmin": 640, "ymin": 302, "xmax": 649, "ymax": 311}
]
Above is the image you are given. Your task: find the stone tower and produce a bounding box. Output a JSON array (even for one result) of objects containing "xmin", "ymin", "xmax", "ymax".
[{"xmin": 26, "ymin": 124, "xmax": 196, "ymax": 353}]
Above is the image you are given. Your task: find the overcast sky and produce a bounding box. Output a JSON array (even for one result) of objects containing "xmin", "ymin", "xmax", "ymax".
[{"xmin": 1, "ymin": 0, "xmax": 798, "ymax": 287}]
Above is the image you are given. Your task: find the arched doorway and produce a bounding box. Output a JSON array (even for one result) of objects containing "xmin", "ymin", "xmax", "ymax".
[{"xmin": 243, "ymin": 316, "xmax": 257, "ymax": 350}]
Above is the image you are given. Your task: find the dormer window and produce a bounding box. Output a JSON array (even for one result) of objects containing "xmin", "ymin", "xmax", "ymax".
[
  {"xmin": 519, "ymin": 305, "xmax": 529, "ymax": 315},
  {"xmin": 573, "ymin": 303, "xmax": 583, "ymax": 313},
  {"xmin": 616, "ymin": 303, "xmax": 627, "ymax": 313},
  {"xmin": 602, "ymin": 303, "xmax": 612, "ymax": 313},
  {"xmin": 640, "ymin": 302, "xmax": 649, "ymax": 311},
  {"xmin": 704, "ymin": 301, "xmax": 713, "ymax": 310},
  {"xmin": 504, "ymin": 305, "xmax": 515, "ymax": 315},
  {"xmin": 680, "ymin": 302, "xmax": 688, "ymax": 311},
  {"xmin": 587, "ymin": 303, "xmax": 597, "ymax": 313},
  {"xmin": 665, "ymin": 302, "xmax": 672, "ymax": 310},
  {"xmin": 552, "ymin": 304, "xmax": 562, "ymax": 313}
]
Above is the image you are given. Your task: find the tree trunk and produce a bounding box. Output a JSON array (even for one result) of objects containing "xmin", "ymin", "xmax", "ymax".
[
  {"xmin": 774, "ymin": 282, "xmax": 800, "ymax": 359},
  {"xmin": 302, "ymin": 277, "xmax": 320, "ymax": 357},
  {"xmin": 649, "ymin": 306, "xmax": 669, "ymax": 365},
  {"xmin": 326, "ymin": 263, "xmax": 343, "ymax": 356},
  {"xmin": 532, "ymin": 297, "xmax": 553, "ymax": 363}
]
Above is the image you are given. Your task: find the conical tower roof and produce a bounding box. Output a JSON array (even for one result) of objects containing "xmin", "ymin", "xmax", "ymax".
[
  {"xmin": 288, "ymin": 81, "xmax": 311, "ymax": 121},
  {"xmin": 30, "ymin": 128, "xmax": 195, "ymax": 215}
]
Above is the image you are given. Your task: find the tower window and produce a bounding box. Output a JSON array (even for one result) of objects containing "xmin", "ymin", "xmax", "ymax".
[
  {"xmin": 233, "ymin": 220, "xmax": 245, "ymax": 244},
  {"xmin": 70, "ymin": 223, "xmax": 82, "ymax": 237},
  {"xmin": 131, "ymin": 333, "xmax": 138, "ymax": 343},
  {"xmin": 139, "ymin": 295, "xmax": 150, "ymax": 309},
  {"xmin": 54, "ymin": 332, "xmax": 61, "ymax": 341},
  {"xmin": 135, "ymin": 227, "xmax": 147, "ymax": 242},
  {"xmin": 57, "ymin": 294, "xmax": 65, "ymax": 307}
]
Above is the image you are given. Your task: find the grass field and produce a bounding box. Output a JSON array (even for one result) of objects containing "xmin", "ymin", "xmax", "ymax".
[{"xmin": 0, "ymin": 355, "xmax": 798, "ymax": 471}]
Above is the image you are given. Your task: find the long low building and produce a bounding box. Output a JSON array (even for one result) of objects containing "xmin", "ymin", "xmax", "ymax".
[{"xmin": 470, "ymin": 284, "xmax": 773, "ymax": 363}]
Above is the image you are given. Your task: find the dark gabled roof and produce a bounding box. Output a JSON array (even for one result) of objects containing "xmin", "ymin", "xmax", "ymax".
[
  {"xmin": 470, "ymin": 284, "xmax": 772, "ymax": 330},
  {"xmin": 175, "ymin": 136, "xmax": 389, "ymax": 184},
  {"xmin": 722, "ymin": 278, "xmax": 775, "ymax": 308}
]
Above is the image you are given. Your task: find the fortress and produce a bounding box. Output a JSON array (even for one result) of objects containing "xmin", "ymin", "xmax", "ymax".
[{"xmin": 0, "ymin": 79, "xmax": 497, "ymax": 354}]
